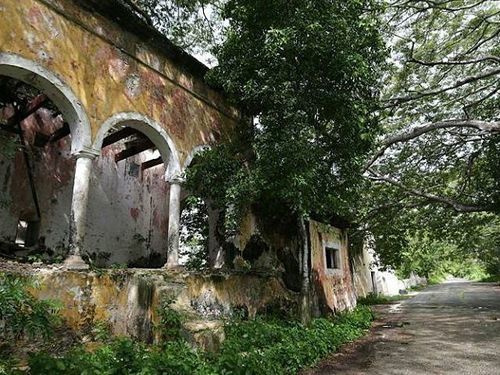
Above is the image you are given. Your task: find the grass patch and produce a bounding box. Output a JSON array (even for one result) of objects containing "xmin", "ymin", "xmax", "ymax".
[
  {"xmin": 3, "ymin": 306, "xmax": 374, "ymax": 375},
  {"xmin": 480, "ymin": 274, "xmax": 500, "ymax": 283}
]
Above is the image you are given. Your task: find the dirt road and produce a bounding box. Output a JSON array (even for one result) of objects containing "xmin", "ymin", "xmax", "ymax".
[{"xmin": 305, "ymin": 280, "xmax": 500, "ymax": 375}]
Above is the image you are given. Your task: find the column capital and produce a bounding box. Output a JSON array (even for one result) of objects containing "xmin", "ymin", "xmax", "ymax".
[
  {"xmin": 166, "ymin": 172, "xmax": 185, "ymax": 185},
  {"xmin": 73, "ymin": 146, "xmax": 100, "ymax": 160}
]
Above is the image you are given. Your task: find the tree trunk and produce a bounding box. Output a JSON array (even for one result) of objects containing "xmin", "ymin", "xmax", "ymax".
[{"xmin": 299, "ymin": 217, "xmax": 311, "ymax": 325}]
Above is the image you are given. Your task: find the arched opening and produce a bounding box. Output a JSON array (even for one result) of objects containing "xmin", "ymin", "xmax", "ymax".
[
  {"xmin": 179, "ymin": 148, "xmax": 225, "ymax": 269},
  {"xmin": 87, "ymin": 114, "xmax": 180, "ymax": 268},
  {"xmin": 0, "ymin": 74, "xmax": 83, "ymax": 262}
]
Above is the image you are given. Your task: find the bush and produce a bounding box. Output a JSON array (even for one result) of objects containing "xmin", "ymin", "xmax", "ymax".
[
  {"xmin": 28, "ymin": 339, "xmax": 217, "ymax": 375},
  {"xmin": 0, "ymin": 273, "xmax": 61, "ymax": 341},
  {"xmin": 214, "ymin": 305, "xmax": 374, "ymax": 374},
  {"xmin": 6, "ymin": 306, "xmax": 373, "ymax": 374}
]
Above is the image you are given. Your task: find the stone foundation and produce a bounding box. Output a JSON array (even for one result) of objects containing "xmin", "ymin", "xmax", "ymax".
[{"xmin": 28, "ymin": 268, "xmax": 296, "ymax": 350}]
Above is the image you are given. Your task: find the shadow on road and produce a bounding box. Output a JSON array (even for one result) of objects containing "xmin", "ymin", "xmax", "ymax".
[{"xmin": 303, "ymin": 281, "xmax": 500, "ymax": 375}]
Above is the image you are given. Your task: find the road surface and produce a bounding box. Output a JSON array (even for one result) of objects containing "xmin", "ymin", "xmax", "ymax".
[{"xmin": 306, "ymin": 280, "xmax": 500, "ymax": 375}]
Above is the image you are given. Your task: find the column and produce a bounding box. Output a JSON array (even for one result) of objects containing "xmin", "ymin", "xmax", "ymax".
[
  {"xmin": 165, "ymin": 175, "xmax": 182, "ymax": 268},
  {"xmin": 207, "ymin": 204, "xmax": 224, "ymax": 268},
  {"xmin": 64, "ymin": 148, "xmax": 99, "ymax": 270}
]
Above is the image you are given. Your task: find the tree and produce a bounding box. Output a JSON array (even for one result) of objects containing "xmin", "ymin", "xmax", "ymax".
[
  {"xmin": 186, "ymin": 0, "xmax": 385, "ymax": 322},
  {"xmin": 124, "ymin": 0, "xmax": 225, "ymax": 63},
  {"xmin": 367, "ymin": 0, "xmax": 499, "ymax": 213},
  {"xmin": 356, "ymin": 1, "xmax": 500, "ymax": 273}
]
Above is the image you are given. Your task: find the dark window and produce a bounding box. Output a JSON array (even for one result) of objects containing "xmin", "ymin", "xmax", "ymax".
[
  {"xmin": 15, "ymin": 220, "xmax": 39, "ymax": 247},
  {"xmin": 325, "ymin": 247, "xmax": 341, "ymax": 270},
  {"xmin": 128, "ymin": 161, "xmax": 140, "ymax": 177}
]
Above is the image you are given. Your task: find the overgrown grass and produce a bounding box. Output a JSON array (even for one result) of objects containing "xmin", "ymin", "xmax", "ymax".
[{"xmin": 3, "ymin": 306, "xmax": 374, "ymax": 375}]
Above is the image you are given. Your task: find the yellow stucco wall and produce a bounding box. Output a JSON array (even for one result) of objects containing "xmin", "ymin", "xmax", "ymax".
[
  {"xmin": 0, "ymin": 0, "xmax": 240, "ymax": 163},
  {"xmin": 309, "ymin": 220, "xmax": 356, "ymax": 313}
]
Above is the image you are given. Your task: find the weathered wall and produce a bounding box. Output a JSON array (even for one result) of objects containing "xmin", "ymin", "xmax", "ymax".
[
  {"xmin": 0, "ymin": 110, "xmax": 74, "ymax": 253},
  {"xmin": 1, "ymin": 0, "xmax": 243, "ymax": 265},
  {"xmin": 0, "ymin": 110, "xmax": 171, "ymax": 266},
  {"xmin": 30, "ymin": 269, "xmax": 295, "ymax": 348},
  {"xmin": 351, "ymin": 243, "xmax": 376, "ymax": 298},
  {"xmin": 0, "ymin": 0, "xmax": 240, "ymax": 161},
  {"xmin": 86, "ymin": 150, "xmax": 169, "ymax": 266},
  {"xmin": 309, "ymin": 220, "xmax": 356, "ymax": 314},
  {"xmin": 352, "ymin": 240, "xmax": 427, "ymax": 297}
]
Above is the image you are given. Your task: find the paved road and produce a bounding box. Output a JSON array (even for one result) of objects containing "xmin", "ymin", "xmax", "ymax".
[{"xmin": 306, "ymin": 280, "xmax": 500, "ymax": 375}]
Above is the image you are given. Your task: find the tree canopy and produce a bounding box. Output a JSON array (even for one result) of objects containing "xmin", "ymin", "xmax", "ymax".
[
  {"xmin": 131, "ymin": 0, "xmax": 499, "ymax": 276},
  {"xmin": 188, "ymin": 0, "xmax": 385, "ymax": 225}
]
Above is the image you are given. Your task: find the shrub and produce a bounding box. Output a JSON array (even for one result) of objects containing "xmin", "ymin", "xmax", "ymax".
[
  {"xmin": 7, "ymin": 306, "xmax": 373, "ymax": 375},
  {"xmin": 28, "ymin": 339, "xmax": 217, "ymax": 375},
  {"xmin": 0, "ymin": 273, "xmax": 61, "ymax": 341},
  {"xmin": 214, "ymin": 305, "xmax": 374, "ymax": 374}
]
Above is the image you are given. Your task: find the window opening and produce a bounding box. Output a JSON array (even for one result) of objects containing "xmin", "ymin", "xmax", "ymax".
[
  {"xmin": 325, "ymin": 246, "xmax": 341, "ymax": 270},
  {"xmin": 15, "ymin": 219, "xmax": 39, "ymax": 247}
]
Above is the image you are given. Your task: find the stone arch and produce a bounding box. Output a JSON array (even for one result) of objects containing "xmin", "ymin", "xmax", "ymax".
[
  {"xmin": 0, "ymin": 52, "xmax": 91, "ymax": 153},
  {"xmin": 183, "ymin": 144, "xmax": 211, "ymax": 171},
  {"xmin": 93, "ymin": 112, "xmax": 181, "ymax": 179}
]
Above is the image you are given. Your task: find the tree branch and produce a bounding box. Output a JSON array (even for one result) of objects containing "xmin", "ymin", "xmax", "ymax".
[
  {"xmin": 367, "ymin": 169, "xmax": 491, "ymax": 213},
  {"xmin": 384, "ymin": 67, "xmax": 500, "ymax": 107},
  {"xmin": 365, "ymin": 119, "xmax": 500, "ymax": 170},
  {"xmin": 409, "ymin": 55, "xmax": 500, "ymax": 66}
]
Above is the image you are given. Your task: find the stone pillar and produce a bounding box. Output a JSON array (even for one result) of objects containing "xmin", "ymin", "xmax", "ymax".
[
  {"xmin": 207, "ymin": 204, "xmax": 224, "ymax": 268},
  {"xmin": 166, "ymin": 175, "xmax": 183, "ymax": 268},
  {"xmin": 64, "ymin": 148, "xmax": 99, "ymax": 270}
]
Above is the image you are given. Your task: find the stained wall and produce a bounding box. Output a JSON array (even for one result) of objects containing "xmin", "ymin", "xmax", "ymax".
[
  {"xmin": 309, "ymin": 220, "xmax": 357, "ymax": 314},
  {"xmin": 0, "ymin": 0, "xmax": 241, "ymax": 264},
  {"xmin": 0, "ymin": 0, "xmax": 240, "ymax": 159}
]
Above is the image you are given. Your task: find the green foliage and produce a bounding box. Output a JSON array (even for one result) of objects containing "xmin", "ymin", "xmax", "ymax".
[
  {"xmin": 212, "ymin": 306, "xmax": 373, "ymax": 374},
  {"xmin": 28, "ymin": 338, "xmax": 217, "ymax": 375},
  {"xmin": 186, "ymin": 0, "xmax": 386, "ymax": 235},
  {"xmin": 361, "ymin": 200, "xmax": 500, "ymax": 278},
  {"xmin": 0, "ymin": 274, "xmax": 61, "ymax": 341},
  {"xmin": 156, "ymin": 298, "xmax": 183, "ymax": 342},
  {"xmin": 90, "ymin": 321, "xmax": 112, "ymax": 343},
  {"xmin": 179, "ymin": 196, "xmax": 210, "ymax": 270},
  {"xmin": 360, "ymin": 0, "xmax": 500, "ymax": 275},
  {"xmin": 7, "ymin": 307, "xmax": 373, "ymax": 374},
  {"xmin": 130, "ymin": 0, "xmax": 225, "ymax": 60},
  {"xmin": 395, "ymin": 232, "xmax": 491, "ymax": 282}
]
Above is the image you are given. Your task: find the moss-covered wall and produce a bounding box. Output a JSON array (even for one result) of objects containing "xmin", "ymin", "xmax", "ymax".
[{"xmin": 30, "ymin": 268, "xmax": 295, "ymax": 347}]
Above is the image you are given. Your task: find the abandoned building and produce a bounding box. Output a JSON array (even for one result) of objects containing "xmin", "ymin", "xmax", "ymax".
[
  {"xmin": 0, "ymin": 0, "xmax": 243, "ymax": 270},
  {"xmin": 1, "ymin": 0, "xmax": 366, "ymax": 344}
]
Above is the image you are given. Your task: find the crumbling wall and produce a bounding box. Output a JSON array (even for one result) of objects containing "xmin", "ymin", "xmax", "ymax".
[
  {"xmin": 351, "ymin": 243, "xmax": 376, "ymax": 298},
  {"xmin": 29, "ymin": 268, "xmax": 295, "ymax": 347},
  {"xmin": 309, "ymin": 220, "xmax": 356, "ymax": 314},
  {"xmin": 0, "ymin": 110, "xmax": 170, "ymax": 266},
  {"xmin": 0, "ymin": 109, "xmax": 74, "ymax": 254},
  {"xmin": 86, "ymin": 150, "xmax": 169, "ymax": 267}
]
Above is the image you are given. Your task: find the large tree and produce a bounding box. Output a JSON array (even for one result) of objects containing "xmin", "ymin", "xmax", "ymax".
[
  {"xmin": 367, "ymin": 0, "xmax": 499, "ymax": 213},
  {"xmin": 125, "ymin": 0, "xmax": 225, "ymax": 63},
  {"xmin": 359, "ymin": 0, "xmax": 499, "ymax": 273},
  {"xmin": 184, "ymin": 0, "xmax": 385, "ymax": 321}
]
